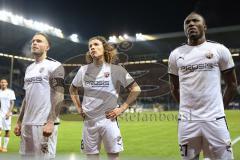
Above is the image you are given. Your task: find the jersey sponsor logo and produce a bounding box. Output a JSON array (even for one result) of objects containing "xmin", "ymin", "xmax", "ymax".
[
  {"xmin": 85, "ymin": 80, "xmax": 109, "ymax": 87},
  {"xmin": 25, "ymin": 76, "xmax": 48, "ymax": 84},
  {"xmin": 180, "ymin": 63, "xmax": 214, "ymax": 72}
]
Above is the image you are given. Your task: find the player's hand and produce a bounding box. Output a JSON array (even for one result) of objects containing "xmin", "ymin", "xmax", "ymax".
[
  {"xmin": 105, "ymin": 107, "xmax": 123, "ymax": 120},
  {"xmin": 77, "ymin": 107, "xmax": 86, "ymax": 119},
  {"xmin": 80, "ymin": 112, "xmax": 86, "ymax": 120},
  {"xmin": 14, "ymin": 123, "xmax": 21, "ymax": 136},
  {"xmin": 5, "ymin": 112, "xmax": 11, "ymax": 119},
  {"xmin": 43, "ymin": 121, "xmax": 54, "ymax": 137}
]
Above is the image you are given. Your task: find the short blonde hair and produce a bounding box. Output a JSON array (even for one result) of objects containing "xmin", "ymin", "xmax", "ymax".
[
  {"xmin": 34, "ymin": 32, "xmax": 51, "ymax": 48},
  {"xmin": 86, "ymin": 36, "xmax": 117, "ymax": 64}
]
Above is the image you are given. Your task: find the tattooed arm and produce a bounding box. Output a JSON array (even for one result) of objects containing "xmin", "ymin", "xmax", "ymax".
[
  {"xmin": 14, "ymin": 97, "xmax": 26, "ymax": 136},
  {"xmin": 43, "ymin": 65, "xmax": 65, "ymax": 137}
]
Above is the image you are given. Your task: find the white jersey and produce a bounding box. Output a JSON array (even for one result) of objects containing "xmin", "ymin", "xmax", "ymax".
[
  {"xmin": 0, "ymin": 89, "xmax": 16, "ymax": 117},
  {"xmin": 72, "ymin": 63, "xmax": 134, "ymax": 120},
  {"xmin": 168, "ymin": 41, "xmax": 234, "ymax": 121},
  {"xmin": 23, "ymin": 58, "xmax": 63, "ymax": 125}
]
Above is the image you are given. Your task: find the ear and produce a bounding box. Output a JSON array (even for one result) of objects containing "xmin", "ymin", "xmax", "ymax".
[
  {"xmin": 204, "ymin": 24, "xmax": 207, "ymax": 31},
  {"xmin": 46, "ymin": 45, "xmax": 50, "ymax": 51}
]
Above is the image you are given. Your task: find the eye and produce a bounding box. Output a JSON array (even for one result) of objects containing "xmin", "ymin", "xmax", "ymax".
[
  {"xmin": 192, "ymin": 19, "xmax": 199, "ymax": 22},
  {"xmin": 185, "ymin": 20, "xmax": 190, "ymax": 25}
]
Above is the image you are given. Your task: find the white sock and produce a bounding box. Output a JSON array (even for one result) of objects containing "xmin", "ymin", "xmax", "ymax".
[{"xmin": 3, "ymin": 137, "xmax": 9, "ymax": 149}]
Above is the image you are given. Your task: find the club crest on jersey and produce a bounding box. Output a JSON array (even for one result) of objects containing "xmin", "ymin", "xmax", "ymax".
[
  {"xmin": 104, "ymin": 72, "xmax": 110, "ymax": 78},
  {"xmin": 205, "ymin": 51, "xmax": 213, "ymax": 59},
  {"xmin": 39, "ymin": 67, "xmax": 45, "ymax": 73}
]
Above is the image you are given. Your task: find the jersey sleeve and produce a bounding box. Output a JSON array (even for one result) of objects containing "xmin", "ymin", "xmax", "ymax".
[
  {"xmin": 218, "ymin": 44, "xmax": 235, "ymax": 71},
  {"xmin": 168, "ymin": 51, "xmax": 178, "ymax": 76},
  {"xmin": 50, "ymin": 62, "xmax": 65, "ymax": 79},
  {"xmin": 10, "ymin": 90, "xmax": 16, "ymax": 100},
  {"xmin": 72, "ymin": 67, "xmax": 84, "ymax": 87},
  {"xmin": 117, "ymin": 66, "xmax": 135, "ymax": 88},
  {"xmin": 23, "ymin": 66, "xmax": 30, "ymax": 90},
  {"xmin": 49, "ymin": 62, "xmax": 65, "ymax": 89}
]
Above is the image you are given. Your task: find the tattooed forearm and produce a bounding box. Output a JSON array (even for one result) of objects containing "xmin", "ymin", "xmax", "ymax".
[{"xmin": 17, "ymin": 97, "xmax": 26, "ymax": 124}]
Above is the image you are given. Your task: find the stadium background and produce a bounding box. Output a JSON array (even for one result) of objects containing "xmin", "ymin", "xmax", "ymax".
[{"xmin": 0, "ymin": 1, "xmax": 240, "ymax": 159}]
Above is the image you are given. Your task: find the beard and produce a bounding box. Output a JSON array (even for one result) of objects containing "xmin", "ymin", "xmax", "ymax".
[
  {"xmin": 32, "ymin": 51, "xmax": 44, "ymax": 57},
  {"xmin": 188, "ymin": 31, "xmax": 204, "ymax": 41},
  {"xmin": 189, "ymin": 34, "xmax": 200, "ymax": 41}
]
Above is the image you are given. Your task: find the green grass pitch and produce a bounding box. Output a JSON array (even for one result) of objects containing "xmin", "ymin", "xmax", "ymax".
[{"xmin": 1, "ymin": 110, "xmax": 239, "ymax": 159}]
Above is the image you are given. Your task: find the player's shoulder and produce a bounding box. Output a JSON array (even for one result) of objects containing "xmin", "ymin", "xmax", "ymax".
[
  {"xmin": 75, "ymin": 64, "xmax": 89, "ymax": 74},
  {"xmin": 206, "ymin": 40, "xmax": 221, "ymax": 44},
  {"xmin": 110, "ymin": 63, "xmax": 121, "ymax": 68},
  {"xmin": 6, "ymin": 88, "xmax": 13, "ymax": 91},
  {"xmin": 46, "ymin": 57, "xmax": 61, "ymax": 65},
  {"xmin": 45, "ymin": 57, "xmax": 63, "ymax": 72},
  {"xmin": 206, "ymin": 40, "xmax": 229, "ymax": 52},
  {"xmin": 170, "ymin": 43, "xmax": 188, "ymax": 56},
  {"xmin": 206, "ymin": 40, "xmax": 225, "ymax": 47},
  {"xmin": 26, "ymin": 61, "xmax": 35, "ymax": 70},
  {"xmin": 8, "ymin": 88, "xmax": 15, "ymax": 93},
  {"xmin": 3, "ymin": 88, "xmax": 14, "ymax": 94},
  {"xmin": 111, "ymin": 64, "xmax": 129, "ymax": 76},
  {"xmin": 109, "ymin": 63, "xmax": 125, "ymax": 71},
  {"xmin": 80, "ymin": 64, "xmax": 89, "ymax": 70}
]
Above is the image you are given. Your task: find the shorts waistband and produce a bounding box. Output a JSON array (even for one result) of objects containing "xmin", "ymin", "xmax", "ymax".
[
  {"xmin": 84, "ymin": 115, "xmax": 106, "ymax": 123},
  {"xmin": 178, "ymin": 116, "xmax": 226, "ymax": 121}
]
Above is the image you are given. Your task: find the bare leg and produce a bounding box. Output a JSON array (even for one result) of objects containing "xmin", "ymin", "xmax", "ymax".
[
  {"xmin": 107, "ymin": 153, "xmax": 119, "ymax": 160},
  {"xmin": 87, "ymin": 154, "xmax": 100, "ymax": 160},
  {"xmin": 5, "ymin": 130, "xmax": 10, "ymax": 137},
  {"xmin": 0, "ymin": 129, "xmax": 2, "ymax": 149}
]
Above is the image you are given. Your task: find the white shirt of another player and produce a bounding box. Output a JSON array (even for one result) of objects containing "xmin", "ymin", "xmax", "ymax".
[
  {"xmin": 0, "ymin": 89, "xmax": 16, "ymax": 117},
  {"xmin": 72, "ymin": 63, "xmax": 134, "ymax": 120},
  {"xmin": 168, "ymin": 41, "xmax": 234, "ymax": 121},
  {"xmin": 23, "ymin": 58, "xmax": 61, "ymax": 125}
]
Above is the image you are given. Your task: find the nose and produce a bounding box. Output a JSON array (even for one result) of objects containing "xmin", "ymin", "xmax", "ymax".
[
  {"xmin": 32, "ymin": 40, "xmax": 37, "ymax": 46},
  {"xmin": 90, "ymin": 46, "xmax": 95, "ymax": 51},
  {"xmin": 188, "ymin": 20, "xmax": 195, "ymax": 27}
]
